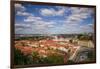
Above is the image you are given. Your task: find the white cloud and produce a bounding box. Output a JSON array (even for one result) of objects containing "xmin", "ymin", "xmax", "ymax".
[
  {"xmin": 24, "ymin": 15, "xmax": 55, "ymax": 28},
  {"xmin": 88, "ymin": 23, "xmax": 94, "ymax": 29},
  {"xmin": 23, "ymin": 15, "xmax": 55, "ymax": 33},
  {"xmin": 16, "ymin": 11, "xmax": 33, "ymax": 16},
  {"xmin": 35, "ymin": 21, "xmax": 55, "ymax": 30},
  {"xmin": 29, "ymin": 20, "xmax": 55, "ymax": 31},
  {"xmin": 71, "ymin": 7, "xmax": 93, "ymax": 14},
  {"xmin": 15, "ymin": 6, "xmax": 94, "ymax": 34},
  {"xmin": 15, "ymin": 23, "xmax": 32, "ymax": 34},
  {"xmin": 79, "ymin": 25, "xmax": 93, "ymax": 32},
  {"xmin": 60, "ymin": 7, "xmax": 94, "ymax": 34},
  {"xmin": 40, "ymin": 8, "xmax": 55, "ymax": 16},
  {"xmin": 15, "ymin": 23, "xmax": 31, "ymax": 28},
  {"xmin": 24, "ymin": 15, "xmax": 42, "ymax": 22},
  {"xmin": 40, "ymin": 6, "xmax": 66, "ymax": 16},
  {"xmin": 55, "ymin": 6, "xmax": 67, "ymax": 15},
  {"xmin": 15, "ymin": 3, "xmax": 26, "ymax": 11},
  {"xmin": 15, "ymin": 3, "xmax": 33, "ymax": 17},
  {"xmin": 65, "ymin": 7, "xmax": 94, "ymax": 24}
]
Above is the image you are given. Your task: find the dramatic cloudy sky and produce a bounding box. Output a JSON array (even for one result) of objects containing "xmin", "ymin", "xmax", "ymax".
[{"xmin": 15, "ymin": 3, "xmax": 94, "ymax": 34}]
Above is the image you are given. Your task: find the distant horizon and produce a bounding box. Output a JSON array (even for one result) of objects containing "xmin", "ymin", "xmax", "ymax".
[
  {"xmin": 15, "ymin": 3, "xmax": 94, "ymax": 34},
  {"xmin": 15, "ymin": 32, "xmax": 93, "ymax": 35}
]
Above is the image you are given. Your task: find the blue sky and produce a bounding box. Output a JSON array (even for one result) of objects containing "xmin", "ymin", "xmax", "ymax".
[{"xmin": 15, "ymin": 3, "xmax": 94, "ymax": 34}]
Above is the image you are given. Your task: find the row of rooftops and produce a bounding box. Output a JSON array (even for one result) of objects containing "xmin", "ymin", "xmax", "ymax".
[{"xmin": 15, "ymin": 39, "xmax": 80, "ymax": 61}]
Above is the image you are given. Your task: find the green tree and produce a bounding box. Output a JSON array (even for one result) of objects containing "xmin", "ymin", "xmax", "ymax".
[
  {"xmin": 14, "ymin": 48, "xmax": 33, "ymax": 65},
  {"xmin": 44, "ymin": 54, "xmax": 64, "ymax": 64}
]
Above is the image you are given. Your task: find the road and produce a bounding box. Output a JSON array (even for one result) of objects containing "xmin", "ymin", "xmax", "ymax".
[{"xmin": 69, "ymin": 46, "xmax": 95, "ymax": 63}]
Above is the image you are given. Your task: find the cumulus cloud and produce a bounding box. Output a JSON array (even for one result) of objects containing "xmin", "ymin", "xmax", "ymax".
[
  {"xmin": 24, "ymin": 16, "xmax": 42, "ymax": 22},
  {"xmin": 62, "ymin": 7, "xmax": 94, "ymax": 33},
  {"xmin": 88, "ymin": 23, "xmax": 94, "ymax": 29},
  {"xmin": 40, "ymin": 8, "xmax": 55, "ymax": 16},
  {"xmin": 15, "ymin": 3, "xmax": 33, "ymax": 17},
  {"xmin": 15, "ymin": 3, "xmax": 26, "ymax": 11},
  {"xmin": 16, "ymin": 11, "xmax": 33, "ymax": 16},
  {"xmin": 40, "ymin": 6, "xmax": 66, "ymax": 16},
  {"xmin": 15, "ymin": 21, "xmax": 55, "ymax": 34},
  {"xmin": 65, "ymin": 7, "xmax": 94, "ymax": 24},
  {"xmin": 15, "ymin": 23, "xmax": 33, "ymax": 34},
  {"xmin": 15, "ymin": 4, "xmax": 94, "ymax": 34},
  {"xmin": 15, "ymin": 3, "xmax": 34, "ymax": 18},
  {"xmin": 34, "ymin": 21, "xmax": 55, "ymax": 30},
  {"xmin": 24, "ymin": 15, "xmax": 55, "ymax": 29},
  {"xmin": 79, "ymin": 25, "xmax": 93, "ymax": 33},
  {"xmin": 15, "ymin": 23, "xmax": 31, "ymax": 29}
]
